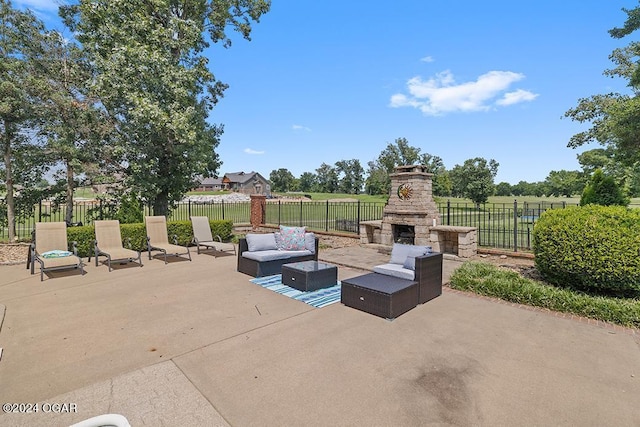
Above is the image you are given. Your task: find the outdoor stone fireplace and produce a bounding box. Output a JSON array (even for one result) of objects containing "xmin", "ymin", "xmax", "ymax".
[
  {"xmin": 359, "ymin": 164, "xmax": 478, "ymax": 258},
  {"xmin": 380, "ymin": 165, "xmax": 441, "ymax": 247}
]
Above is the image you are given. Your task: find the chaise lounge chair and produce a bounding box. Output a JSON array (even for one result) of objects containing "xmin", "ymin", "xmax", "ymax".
[
  {"xmin": 144, "ymin": 216, "xmax": 192, "ymax": 264},
  {"xmin": 91, "ymin": 220, "xmax": 143, "ymax": 271},
  {"xmin": 190, "ymin": 216, "xmax": 236, "ymax": 256},
  {"xmin": 29, "ymin": 222, "xmax": 85, "ymax": 281}
]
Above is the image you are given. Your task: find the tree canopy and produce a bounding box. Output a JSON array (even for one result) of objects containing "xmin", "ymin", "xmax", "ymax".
[
  {"xmin": 60, "ymin": 0, "xmax": 270, "ymax": 216},
  {"xmin": 0, "ymin": 0, "xmax": 50, "ymax": 239},
  {"xmin": 449, "ymin": 157, "xmax": 499, "ymax": 205},
  {"xmin": 565, "ymin": 4, "xmax": 640, "ymax": 166}
]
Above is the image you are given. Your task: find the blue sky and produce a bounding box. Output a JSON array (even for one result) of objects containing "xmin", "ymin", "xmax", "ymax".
[{"xmin": 17, "ymin": 0, "xmax": 640, "ymax": 184}]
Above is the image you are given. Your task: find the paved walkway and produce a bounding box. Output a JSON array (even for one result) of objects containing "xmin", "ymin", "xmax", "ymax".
[{"xmin": 0, "ymin": 246, "xmax": 638, "ymax": 426}]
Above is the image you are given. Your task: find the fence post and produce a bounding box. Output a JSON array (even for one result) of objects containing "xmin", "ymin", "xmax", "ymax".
[
  {"xmin": 325, "ymin": 200, "xmax": 329, "ymax": 232},
  {"xmin": 99, "ymin": 199, "xmax": 103, "ymax": 220},
  {"xmin": 278, "ymin": 200, "xmax": 281, "ymax": 226},
  {"xmin": 357, "ymin": 200, "xmax": 361, "ymax": 233},
  {"xmin": 38, "ymin": 199, "xmax": 42, "ymax": 222},
  {"xmin": 447, "ymin": 200, "xmax": 451, "ymax": 225},
  {"xmin": 299, "ymin": 200, "xmax": 303, "ymax": 227},
  {"xmin": 221, "ymin": 199, "xmax": 225, "ymax": 220},
  {"xmin": 513, "ymin": 199, "xmax": 518, "ymax": 252}
]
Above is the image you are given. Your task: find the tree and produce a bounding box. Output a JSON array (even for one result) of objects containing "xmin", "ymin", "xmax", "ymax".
[
  {"xmin": 298, "ymin": 172, "xmax": 317, "ymax": 192},
  {"xmin": 269, "ymin": 168, "xmax": 295, "ymax": 192},
  {"xmin": 335, "ymin": 159, "xmax": 364, "ymax": 194},
  {"xmin": 495, "ymin": 182, "xmax": 513, "ymax": 196},
  {"xmin": 449, "ymin": 157, "xmax": 499, "ymax": 205},
  {"xmin": 0, "ymin": 0, "xmax": 49, "ymax": 240},
  {"xmin": 365, "ymin": 137, "xmax": 422, "ymax": 195},
  {"xmin": 580, "ymin": 169, "xmax": 629, "ymax": 206},
  {"xmin": 364, "ymin": 160, "xmax": 387, "ymax": 195},
  {"xmin": 543, "ymin": 170, "xmax": 585, "ymax": 197},
  {"xmin": 419, "ymin": 152, "xmax": 450, "ymax": 196},
  {"xmin": 577, "ymin": 147, "xmax": 640, "ymax": 197},
  {"xmin": 564, "ymin": 5, "xmax": 640, "ymax": 166},
  {"xmin": 31, "ymin": 29, "xmax": 112, "ymax": 224},
  {"xmin": 315, "ymin": 163, "xmax": 339, "ymax": 193},
  {"xmin": 61, "ymin": 0, "xmax": 270, "ymax": 216}
]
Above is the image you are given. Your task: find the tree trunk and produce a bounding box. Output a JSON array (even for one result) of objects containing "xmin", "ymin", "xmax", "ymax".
[
  {"xmin": 65, "ymin": 161, "xmax": 74, "ymax": 225},
  {"xmin": 152, "ymin": 191, "xmax": 169, "ymax": 217},
  {"xmin": 3, "ymin": 121, "xmax": 16, "ymax": 241}
]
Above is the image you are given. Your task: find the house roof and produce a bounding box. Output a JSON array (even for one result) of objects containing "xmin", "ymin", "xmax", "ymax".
[
  {"xmin": 198, "ymin": 172, "xmax": 268, "ymax": 186},
  {"xmin": 224, "ymin": 172, "xmax": 267, "ymax": 184},
  {"xmin": 198, "ymin": 177, "xmax": 223, "ymax": 186}
]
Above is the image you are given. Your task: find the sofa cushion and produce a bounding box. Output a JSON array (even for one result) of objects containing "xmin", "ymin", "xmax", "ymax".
[
  {"xmin": 402, "ymin": 246, "xmax": 431, "ymax": 270},
  {"xmin": 373, "ymin": 263, "xmax": 416, "ymax": 281},
  {"xmin": 304, "ymin": 232, "xmax": 316, "ymax": 253},
  {"xmin": 242, "ymin": 249, "xmax": 312, "ymax": 262},
  {"xmin": 389, "ymin": 243, "xmax": 431, "ymax": 265},
  {"xmin": 279, "ymin": 226, "xmax": 306, "ymax": 250},
  {"xmin": 246, "ymin": 233, "xmax": 277, "ymax": 252}
]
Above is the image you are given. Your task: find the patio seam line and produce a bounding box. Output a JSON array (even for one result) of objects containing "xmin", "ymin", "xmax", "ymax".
[
  {"xmin": 0, "ymin": 304, "xmax": 5, "ymax": 334},
  {"xmin": 170, "ymin": 359, "xmax": 234, "ymax": 427}
]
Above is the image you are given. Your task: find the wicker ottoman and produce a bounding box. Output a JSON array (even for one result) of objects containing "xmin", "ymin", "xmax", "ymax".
[
  {"xmin": 341, "ymin": 273, "xmax": 418, "ymax": 319},
  {"xmin": 281, "ymin": 261, "xmax": 338, "ymax": 291}
]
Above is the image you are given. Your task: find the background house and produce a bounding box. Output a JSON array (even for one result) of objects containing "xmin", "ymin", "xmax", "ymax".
[
  {"xmin": 194, "ymin": 177, "xmax": 224, "ymax": 192},
  {"xmin": 223, "ymin": 172, "xmax": 270, "ymax": 195},
  {"xmin": 195, "ymin": 172, "xmax": 270, "ymax": 195}
]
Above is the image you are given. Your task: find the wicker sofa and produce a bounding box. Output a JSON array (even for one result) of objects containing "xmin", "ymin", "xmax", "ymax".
[{"xmin": 237, "ymin": 232, "xmax": 319, "ymax": 277}]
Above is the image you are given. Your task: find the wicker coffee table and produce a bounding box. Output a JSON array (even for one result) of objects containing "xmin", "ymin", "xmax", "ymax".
[{"xmin": 281, "ymin": 261, "xmax": 338, "ymax": 291}]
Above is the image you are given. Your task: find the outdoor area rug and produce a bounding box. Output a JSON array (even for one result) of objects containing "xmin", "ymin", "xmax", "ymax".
[{"xmin": 249, "ymin": 274, "xmax": 341, "ymax": 308}]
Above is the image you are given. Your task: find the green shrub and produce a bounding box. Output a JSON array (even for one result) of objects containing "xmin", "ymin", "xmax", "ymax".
[
  {"xmin": 66, "ymin": 225, "xmax": 95, "ymax": 258},
  {"xmin": 450, "ymin": 262, "xmax": 640, "ymax": 329},
  {"xmin": 580, "ymin": 169, "xmax": 628, "ymax": 207},
  {"xmin": 115, "ymin": 193, "xmax": 144, "ymax": 224},
  {"xmin": 533, "ymin": 205, "xmax": 640, "ymax": 297},
  {"xmin": 65, "ymin": 219, "xmax": 234, "ymax": 258}
]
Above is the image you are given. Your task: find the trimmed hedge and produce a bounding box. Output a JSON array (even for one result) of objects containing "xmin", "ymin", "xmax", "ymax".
[
  {"xmin": 533, "ymin": 205, "xmax": 640, "ymax": 297},
  {"xmin": 65, "ymin": 219, "xmax": 233, "ymax": 258}
]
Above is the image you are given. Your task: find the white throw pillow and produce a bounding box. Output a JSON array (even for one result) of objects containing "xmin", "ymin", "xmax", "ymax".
[{"xmin": 246, "ymin": 233, "xmax": 277, "ymax": 252}]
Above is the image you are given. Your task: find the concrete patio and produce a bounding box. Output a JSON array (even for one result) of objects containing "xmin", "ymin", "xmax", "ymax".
[{"xmin": 0, "ymin": 246, "xmax": 638, "ymax": 426}]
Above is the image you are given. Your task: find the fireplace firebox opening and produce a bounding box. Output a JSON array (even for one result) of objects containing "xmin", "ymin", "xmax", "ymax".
[{"xmin": 393, "ymin": 224, "xmax": 415, "ymax": 245}]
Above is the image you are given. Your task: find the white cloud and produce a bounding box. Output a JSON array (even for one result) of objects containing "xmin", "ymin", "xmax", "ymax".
[
  {"xmin": 292, "ymin": 124, "xmax": 311, "ymax": 132},
  {"xmin": 244, "ymin": 148, "xmax": 265, "ymax": 155},
  {"xmin": 420, "ymin": 56, "xmax": 434, "ymax": 63},
  {"xmin": 390, "ymin": 70, "xmax": 538, "ymax": 116},
  {"xmin": 496, "ymin": 89, "xmax": 539, "ymax": 106}
]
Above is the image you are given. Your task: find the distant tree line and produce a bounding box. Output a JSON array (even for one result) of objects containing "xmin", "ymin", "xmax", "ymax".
[{"xmin": 269, "ymin": 138, "xmax": 638, "ymax": 206}]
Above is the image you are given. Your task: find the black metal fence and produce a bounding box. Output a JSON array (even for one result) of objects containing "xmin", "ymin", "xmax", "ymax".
[
  {"xmin": 264, "ymin": 200, "xmax": 385, "ymax": 233},
  {"xmin": 5, "ymin": 198, "xmax": 632, "ymax": 252},
  {"xmin": 2, "ymin": 199, "xmax": 252, "ymax": 242},
  {"xmin": 438, "ymin": 200, "xmax": 580, "ymax": 252}
]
